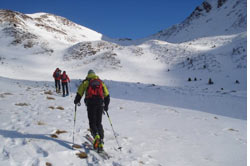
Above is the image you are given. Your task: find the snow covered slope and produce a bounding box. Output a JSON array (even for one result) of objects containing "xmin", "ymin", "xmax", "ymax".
[
  {"xmin": 0, "ymin": 0, "xmax": 247, "ymax": 165},
  {"xmin": 0, "ymin": 9, "xmax": 104, "ymax": 80},
  {"xmin": 0, "ymin": 10, "xmax": 104, "ymax": 45},
  {"xmin": 144, "ymin": 0, "xmax": 246, "ymax": 43},
  {"xmin": 0, "ymin": 77, "xmax": 246, "ymax": 166}
]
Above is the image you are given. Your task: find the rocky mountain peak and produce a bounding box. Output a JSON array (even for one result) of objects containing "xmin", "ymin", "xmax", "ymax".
[
  {"xmin": 147, "ymin": 0, "xmax": 246, "ymax": 43},
  {"xmin": 0, "ymin": 9, "xmax": 33, "ymax": 27},
  {"xmin": 0, "ymin": 9, "xmax": 103, "ymax": 52}
]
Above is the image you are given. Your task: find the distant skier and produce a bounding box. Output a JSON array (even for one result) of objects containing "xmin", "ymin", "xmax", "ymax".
[
  {"xmin": 61, "ymin": 71, "xmax": 70, "ymax": 97},
  {"xmin": 74, "ymin": 69, "xmax": 110, "ymax": 151},
  {"xmin": 53, "ymin": 68, "xmax": 61, "ymax": 93}
]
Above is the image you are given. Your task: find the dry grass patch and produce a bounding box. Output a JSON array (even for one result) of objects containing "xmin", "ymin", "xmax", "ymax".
[
  {"xmin": 228, "ymin": 128, "xmax": 239, "ymax": 132},
  {"xmin": 15, "ymin": 103, "xmax": 29, "ymax": 106},
  {"xmin": 72, "ymin": 144, "xmax": 82, "ymax": 149},
  {"xmin": 56, "ymin": 106, "xmax": 64, "ymax": 110},
  {"xmin": 50, "ymin": 129, "xmax": 68, "ymax": 139},
  {"xmin": 47, "ymin": 96, "xmax": 55, "ymax": 100},
  {"xmin": 37, "ymin": 121, "xmax": 46, "ymax": 125},
  {"xmin": 0, "ymin": 92, "xmax": 13, "ymax": 98},
  {"xmin": 3, "ymin": 92, "xmax": 13, "ymax": 95},
  {"xmin": 50, "ymin": 134, "xmax": 58, "ymax": 138},
  {"xmin": 55, "ymin": 129, "xmax": 67, "ymax": 135},
  {"xmin": 46, "ymin": 162, "xmax": 52, "ymax": 166},
  {"xmin": 139, "ymin": 161, "xmax": 145, "ymax": 165},
  {"xmin": 76, "ymin": 152, "xmax": 88, "ymax": 159},
  {"xmin": 44, "ymin": 90, "xmax": 53, "ymax": 95},
  {"xmin": 48, "ymin": 106, "xmax": 55, "ymax": 110}
]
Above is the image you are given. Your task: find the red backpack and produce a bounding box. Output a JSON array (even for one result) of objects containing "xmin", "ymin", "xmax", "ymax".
[
  {"xmin": 61, "ymin": 74, "xmax": 67, "ymax": 81},
  {"xmin": 86, "ymin": 78, "xmax": 104, "ymax": 99}
]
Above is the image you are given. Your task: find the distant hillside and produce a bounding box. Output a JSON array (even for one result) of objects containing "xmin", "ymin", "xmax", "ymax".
[
  {"xmin": 143, "ymin": 0, "xmax": 246, "ymax": 43},
  {"xmin": 0, "ymin": 9, "xmax": 104, "ymax": 52}
]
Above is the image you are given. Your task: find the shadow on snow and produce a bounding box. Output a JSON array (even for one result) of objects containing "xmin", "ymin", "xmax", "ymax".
[{"xmin": 0, "ymin": 129, "xmax": 73, "ymax": 150}]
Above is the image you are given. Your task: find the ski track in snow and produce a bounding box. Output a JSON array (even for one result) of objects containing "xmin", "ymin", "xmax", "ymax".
[{"xmin": 0, "ymin": 77, "xmax": 246, "ymax": 166}]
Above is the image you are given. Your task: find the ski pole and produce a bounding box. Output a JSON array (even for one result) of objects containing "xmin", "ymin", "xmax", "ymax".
[
  {"xmin": 69, "ymin": 82, "xmax": 72, "ymax": 97},
  {"xmin": 72, "ymin": 103, "xmax": 81, "ymax": 149},
  {"xmin": 106, "ymin": 112, "xmax": 122, "ymax": 151},
  {"xmin": 72, "ymin": 104, "xmax": 77, "ymax": 149},
  {"xmin": 69, "ymin": 82, "xmax": 71, "ymax": 93}
]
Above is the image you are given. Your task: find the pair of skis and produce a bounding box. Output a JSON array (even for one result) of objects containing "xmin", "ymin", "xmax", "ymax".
[
  {"xmin": 82, "ymin": 134, "xmax": 110, "ymax": 160},
  {"xmin": 73, "ymin": 105, "xmax": 121, "ymax": 160}
]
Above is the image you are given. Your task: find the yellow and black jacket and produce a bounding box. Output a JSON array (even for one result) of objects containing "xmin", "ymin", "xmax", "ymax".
[{"xmin": 74, "ymin": 73, "xmax": 110, "ymax": 108}]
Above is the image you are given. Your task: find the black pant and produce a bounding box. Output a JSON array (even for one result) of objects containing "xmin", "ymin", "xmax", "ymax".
[
  {"xmin": 55, "ymin": 80, "xmax": 60, "ymax": 90},
  {"xmin": 87, "ymin": 103, "xmax": 104, "ymax": 140},
  {"xmin": 62, "ymin": 82, "xmax": 69, "ymax": 96}
]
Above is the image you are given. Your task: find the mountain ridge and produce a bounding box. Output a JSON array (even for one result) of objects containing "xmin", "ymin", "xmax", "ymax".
[
  {"xmin": 0, "ymin": 0, "xmax": 246, "ymax": 91},
  {"xmin": 141, "ymin": 0, "xmax": 246, "ymax": 43}
]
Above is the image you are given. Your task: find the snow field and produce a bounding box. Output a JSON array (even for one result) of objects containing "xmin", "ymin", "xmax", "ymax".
[{"xmin": 0, "ymin": 77, "xmax": 246, "ymax": 166}]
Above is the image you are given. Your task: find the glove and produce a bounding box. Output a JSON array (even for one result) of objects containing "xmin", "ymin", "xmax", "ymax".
[
  {"xmin": 74, "ymin": 99, "xmax": 79, "ymax": 105},
  {"xmin": 84, "ymin": 98, "xmax": 88, "ymax": 106},
  {"xmin": 104, "ymin": 95, "xmax": 110, "ymax": 107},
  {"xmin": 104, "ymin": 105, "xmax": 108, "ymax": 112},
  {"xmin": 103, "ymin": 95, "xmax": 110, "ymax": 112},
  {"xmin": 74, "ymin": 93, "xmax": 81, "ymax": 105}
]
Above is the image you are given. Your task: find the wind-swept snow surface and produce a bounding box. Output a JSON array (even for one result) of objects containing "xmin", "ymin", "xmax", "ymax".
[{"xmin": 0, "ymin": 77, "xmax": 246, "ymax": 166}]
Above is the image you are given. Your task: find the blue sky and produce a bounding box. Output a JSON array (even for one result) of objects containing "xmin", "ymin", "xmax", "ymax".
[{"xmin": 1, "ymin": 0, "xmax": 204, "ymax": 39}]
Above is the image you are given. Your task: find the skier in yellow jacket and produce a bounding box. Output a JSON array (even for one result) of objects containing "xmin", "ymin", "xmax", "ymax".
[{"xmin": 74, "ymin": 69, "xmax": 110, "ymax": 151}]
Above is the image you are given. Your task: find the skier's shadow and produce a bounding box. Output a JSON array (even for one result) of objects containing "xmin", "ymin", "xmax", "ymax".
[
  {"xmin": 82, "ymin": 143, "xmax": 100, "ymax": 166},
  {"xmin": 0, "ymin": 129, "xmax": 72, "ymax": 149}
]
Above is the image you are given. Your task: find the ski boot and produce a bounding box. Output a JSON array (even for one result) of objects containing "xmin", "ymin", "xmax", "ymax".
[
  {"xmin": 98, "ymin": 139, "xmax": 104, "ymax": 153},
  {"xmin": 93, "ymin": 134, "xmax": 100, "ymax": 150}
]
